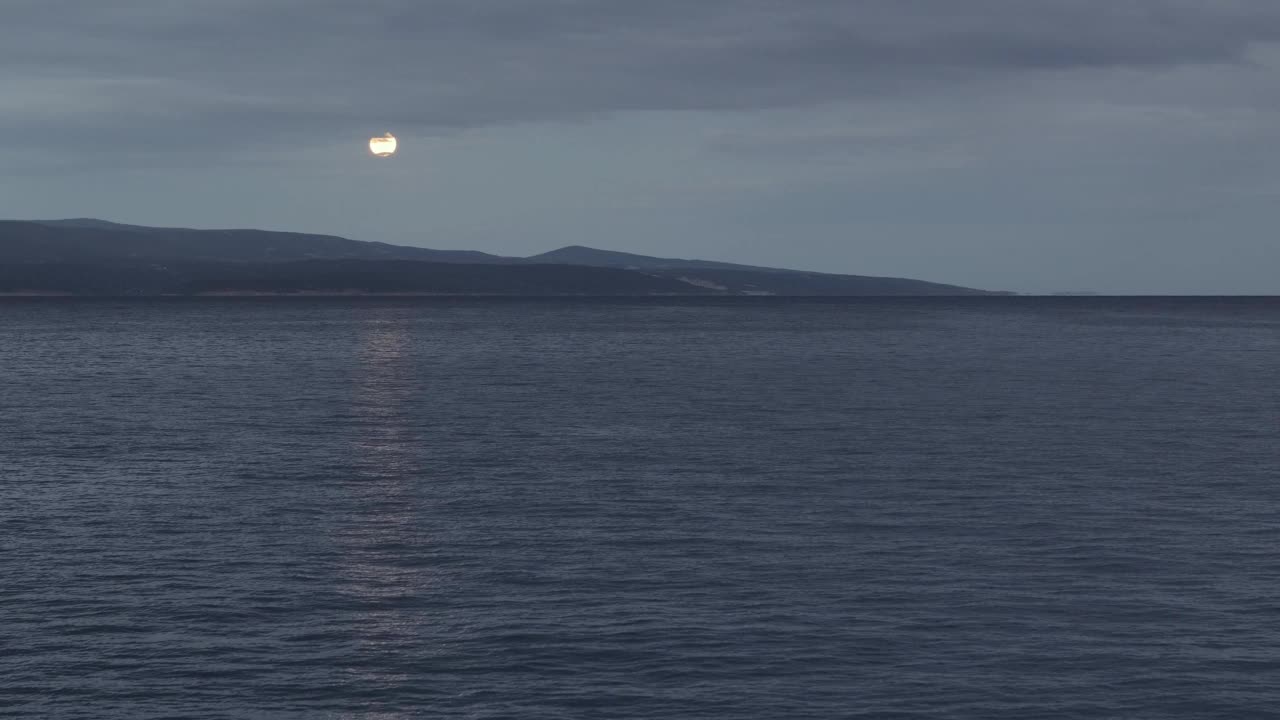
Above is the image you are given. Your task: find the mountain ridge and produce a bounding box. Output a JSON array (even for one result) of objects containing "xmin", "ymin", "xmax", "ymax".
[
  {"xmin": 0, "ymin": 219, "xmax": 1009, "ymax": 296},
  {"xmin": 525, "ymin": 245, "xmax": 804, "ymax": 274}
]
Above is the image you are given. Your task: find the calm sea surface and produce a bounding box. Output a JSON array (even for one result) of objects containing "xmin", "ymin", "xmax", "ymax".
[{"xmin": 2, "ymin": 297, "xmax": 1278, "ymax": 719}]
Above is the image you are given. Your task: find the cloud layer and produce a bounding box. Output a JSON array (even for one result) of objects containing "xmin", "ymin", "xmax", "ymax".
[{"xmin": 5, "ymin": 1, "xmax": 1278, "ymax": 156}]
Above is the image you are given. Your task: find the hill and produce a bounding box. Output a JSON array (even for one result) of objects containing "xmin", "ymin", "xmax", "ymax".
[
  {"xmin": 525, "ymin": 245, "xmax": 795, "ymax": 273},
  {"xmin": 0, "ymin": 220, "xmax": 509, "ymax": 264},
  {"xmin": 0, "ymin": 219, "xmax": 1008, "ymax": 296}
]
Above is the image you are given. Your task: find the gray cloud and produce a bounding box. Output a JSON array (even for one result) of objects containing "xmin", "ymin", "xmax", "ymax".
[{"xmin": 4, "ymin": 0, "xmax": 1280, "ymax": 160}]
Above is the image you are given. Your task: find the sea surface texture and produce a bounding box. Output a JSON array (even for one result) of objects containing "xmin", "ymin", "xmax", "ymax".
[{"xmin": 2, "ymin": 297, "xmax": 1278, "ymax": 719}]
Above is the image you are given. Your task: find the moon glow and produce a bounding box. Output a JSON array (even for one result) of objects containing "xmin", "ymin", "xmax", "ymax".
[{"xmin": 369, "ymin": 133, "xmax": 397, "ymax": 157}]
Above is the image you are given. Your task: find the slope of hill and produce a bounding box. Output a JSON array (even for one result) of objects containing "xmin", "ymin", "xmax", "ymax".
[
  {"xmin": 0, "ymin": 219, "xmax": 1008, "ymax": 296},
  {"xmin": 3, "ymin": 220, "xmax": 508, "ymax": 264},
  {"xmin": 525, "ymin": 245, "xmax": 795, "ymax": 273},
  {"xmin": 649, "ymin": 267, "xmax": 995, "ymax": 296},
  {"xmin": 527, "ymin": 246, "xmax": 993, "ymax": 295}
]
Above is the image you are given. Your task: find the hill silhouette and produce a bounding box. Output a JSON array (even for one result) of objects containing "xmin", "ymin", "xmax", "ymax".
[{"xmin": 0, "ymin": 219, "xmax": 1008, "ymax": 296}]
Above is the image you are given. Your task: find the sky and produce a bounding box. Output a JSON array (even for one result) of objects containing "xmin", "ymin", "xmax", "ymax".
[{"xmin": 2, "ymin": 1, "xmax": 1278, "ymax": 293}]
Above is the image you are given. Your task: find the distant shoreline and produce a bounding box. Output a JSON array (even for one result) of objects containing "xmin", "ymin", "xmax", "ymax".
[
  {"xmin": 0, "ymin": 289, "xmax": 1010, "ymax": 298},
  {"xmin": 0, "ymin": 291, "xmax": 734, "ymax": 298},
  {"xmin": 1, "ymin": 219, "xmax": 1007, "ymax": 296}
]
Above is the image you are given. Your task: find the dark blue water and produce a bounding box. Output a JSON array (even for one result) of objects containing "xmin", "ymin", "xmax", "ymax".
[{"xmin": 3, "ymin": 297, "xmax": 1278, "ymax": 719}]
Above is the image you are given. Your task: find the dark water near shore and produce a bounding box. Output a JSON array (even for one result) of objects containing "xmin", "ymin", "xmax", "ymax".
[{"xmin": 3, "ymin": 297, "xmax": 1278, "ymax": 719}]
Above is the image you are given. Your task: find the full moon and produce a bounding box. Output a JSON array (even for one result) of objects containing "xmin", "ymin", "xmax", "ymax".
[{"xmin": 369, "ymin": 132, "xmax": 397, "ymax": 157}]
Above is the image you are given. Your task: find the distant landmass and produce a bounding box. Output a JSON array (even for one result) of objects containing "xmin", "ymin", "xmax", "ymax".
[{"xmin": 0, "ymin": 219, "xmax": 1010, "ymax": 296}]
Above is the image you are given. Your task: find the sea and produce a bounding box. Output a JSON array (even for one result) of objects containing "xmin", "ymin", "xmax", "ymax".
[{"xmin": 2, "ymin": 297, "xmax": 1278, "ymax": 719}]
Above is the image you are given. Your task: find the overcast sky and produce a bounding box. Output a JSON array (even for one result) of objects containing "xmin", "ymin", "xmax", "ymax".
[{"xmin": 2, "ymin": 1, "xmax": 1278, "ymax": 293}]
